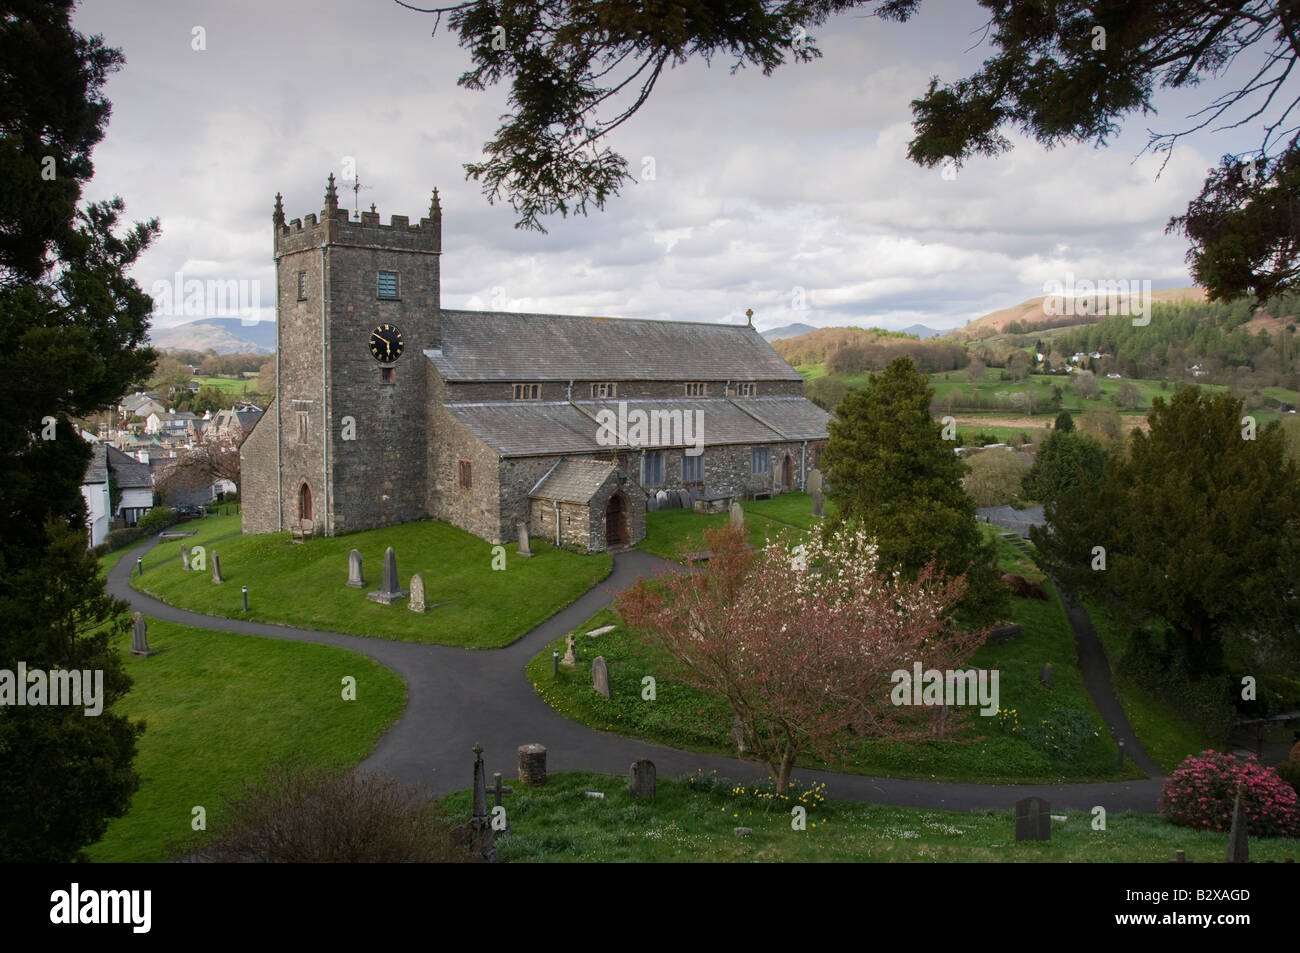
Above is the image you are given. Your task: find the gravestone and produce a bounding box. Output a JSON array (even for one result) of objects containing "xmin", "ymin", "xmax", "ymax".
[
  {"xmin": 646, "ymin": 494, "xmax": 658, "ymax": 512},
  {"xmin": 1014, "ymin": 795, "xmax": 1051, "ymax": 842},
  {"xmin": 130, "ymin": 612, "xmax": 153, "ymax": 657},
  {"xmin": 517, "ymin": 743, "xmax": 547, "ymax": 785},
  {"xmin": 656, "ymin": 489, "xmax": 670, "ymax": 509},
  {"xmin": 367, "ymin": 546, "xmax": 408, "ymax": 604},
  {"xmin": 729, "ymin": 502, "xmax": 744, "ymax": 531},
  {"xmin": 211, "ymin": 551, "xmax": 223, "ymax": 584},
  {"xmin": 408, "ymin": 573, "xmax": 426, "ymax": 613},
  {"xmin": 628, "ymin": 758, "xmax": 656, "ymax": 800},
  {"xmin": 516, "ymin": 522, "xmax": 533, "ymax": 558},
  {"xmin": 1040, "ymin": 662, "xmax": 1053, "ymax": 688},
  {"xmin": 592, "ymin": 656, "xmax": 611, "ymax": 698},
  {"xmin": 1226, "ymin": 785, "xmax": 1250, "ymax": 862},
  {"xmin": 180, "ymin": 546, "xmax": 190, "ymax": 571},
  {"xmin": 561, "ymin": 633, "xmax": 577, "ymax": 666},
  {"xmin": 467, "ymin": 743, "xmax": 497, "ymax": 863},
  {"xmin": 676, "ymin": 489, "xmax": 691, "ymax": 509},
  {"xmin": 587, "ymin": 625, "xmax": 615, "ymax": 637},
  {"xmin": 346, "ymin": 549, "xmax": 365, "ymax": 588},
  {"xmin": 809, "ymin": 469, "xmax": 824, "ymax": 517}
]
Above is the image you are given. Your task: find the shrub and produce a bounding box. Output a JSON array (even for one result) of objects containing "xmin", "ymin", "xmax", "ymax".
[
  {"xmin": 1158, "ymin": 750, "xmax": 1300, "ymax": 837},
  {"xmin": 188, "ymin": 763, "xmax": 470, "ymax": 862},
  {"xmin": 1276, "ymin": 760, "xmax": 1300, "ymax": 798},
  {"xmin": 135, "ymin": 506, "xmax": 176, "ymax": 532}
]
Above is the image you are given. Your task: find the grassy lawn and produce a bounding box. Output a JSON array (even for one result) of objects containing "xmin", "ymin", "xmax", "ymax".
[
  {"xmin": 440, "ymin": 771, "xmax": 1297, "ymax": 862},
  {"xmin": 530, "ymin": 529, "xmax": 1140, "ymax": 783},
  {"xmin": 636, "ymin": 492, "xmax": 835, "ymax": 561},
  {"xmin": 195, "ymin": 375, "xmax": 258, "ymax": 395},
  {"xmin": 137, "ymin": 512, "xmax": 243, "ymax": 570},
  {"xmin": 86, "ymin": 618, "xmax": 406, "ymax": 862},
  {"xmin": 1085, "ymin": 599, "xmax": 1215, "ymax": 772},
  {"xmin": 131, "ymin": 519, "xmax": 612, "ymax": 647}
]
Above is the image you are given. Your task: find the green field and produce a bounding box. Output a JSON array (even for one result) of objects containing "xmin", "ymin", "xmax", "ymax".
[
  {"xmin": 440, "ymin": 771, "xmax": 1297, "ymax": 862},
  {"xmin": 131, "ymin": 518, "xmax": 612, "ymax": 647},
  {"xmin": 194, "ymin": 375, "xmax": 258, "ymax": 395},
  {"xmin": 86, "ymin": 618, "xmax": 406, "ymax": 862},
  {"xmin": 530, "ymin": 528, "xmax": 1141, "ymax": 783}
]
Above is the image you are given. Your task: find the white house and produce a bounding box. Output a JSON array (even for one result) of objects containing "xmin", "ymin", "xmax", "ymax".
[
  {"xmin": 106, "ymin": 445, "xmax": 154, "ymax": 527},
  {"xmin": 81, "ymin": 442, "xmax": 111, "ymax": 547}
]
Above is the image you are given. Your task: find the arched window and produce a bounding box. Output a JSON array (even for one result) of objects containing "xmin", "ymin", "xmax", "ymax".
[{"xmin": 298, "ymin": 481, "xmax": 313, "ymax": 522}]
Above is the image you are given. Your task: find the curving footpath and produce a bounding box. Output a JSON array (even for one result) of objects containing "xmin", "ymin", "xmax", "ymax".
[{"xmin": 107, "ymin": 537, "xmax": 1164, "ymax": 813}]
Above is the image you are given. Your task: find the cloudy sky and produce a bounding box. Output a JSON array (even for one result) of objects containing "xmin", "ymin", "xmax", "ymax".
[{"xmin": 74, "ymin": 0, "xmax": 1262, "ymax": 334}]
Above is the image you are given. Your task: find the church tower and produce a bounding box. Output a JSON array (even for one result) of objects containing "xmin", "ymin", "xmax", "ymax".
[{"xmin": 243, "ymin": 175, "xmax": 442, "ymax": 536}]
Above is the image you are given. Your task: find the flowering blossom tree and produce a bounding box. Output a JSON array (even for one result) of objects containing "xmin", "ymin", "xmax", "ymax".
[{"xmin": 617, "ymin": 522, "xmax": 987, "ymax": 793}]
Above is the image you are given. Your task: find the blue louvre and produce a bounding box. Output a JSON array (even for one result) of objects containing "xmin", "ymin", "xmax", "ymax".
[{"xmin": 377, "ymin": 271, "xmax": 399, "ymax": 299}]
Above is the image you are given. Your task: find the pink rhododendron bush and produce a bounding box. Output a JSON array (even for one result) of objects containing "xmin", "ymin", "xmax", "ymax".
[{"xmin": 1158, "ymin": 750, "xmax": 1300, "ymax": 837}]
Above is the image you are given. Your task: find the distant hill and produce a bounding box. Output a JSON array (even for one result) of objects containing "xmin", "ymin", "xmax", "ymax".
[
  {"xmin": 901, "ymin": 324, "xmax": 941, "ymax": 339},
  {"xmin": 761, "ymin": 322, "xmax": 818, "ymax": 341},
  {"xmin": 151, "ymin": 318, "xmax": 277, "ymax": 355},
  {"xmin": 949, "ymin": 287, "xmax": 1206, "ymax": 339}
]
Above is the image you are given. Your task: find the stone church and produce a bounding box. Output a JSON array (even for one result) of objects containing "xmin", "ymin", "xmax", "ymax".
[{"xmin": 240, "ymin": 176, "xmax": 832, "ymax": 553}]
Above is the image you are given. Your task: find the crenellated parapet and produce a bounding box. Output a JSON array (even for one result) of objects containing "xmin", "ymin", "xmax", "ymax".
[{"xmin": 274, "ymin": 175, "xmax": 442, "ymax": 257}]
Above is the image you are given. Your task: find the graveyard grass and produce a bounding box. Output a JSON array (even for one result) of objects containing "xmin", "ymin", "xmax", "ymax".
[
  {"xmin": 442, "ymin": 771, "xmax": 1299, "ymax": 862},
  {"xmin": 86, "ymin": 618, "xmax": 405, "ymax": 862},
  {"xmin": 637, "ymin": 492, "xmax": 837, "ymax": 561},
  {"xmin": 527, "ymin": 528, "xmax": 1146, "ymax": 783},
  {"xmin": 130, "ymin": 517, "xmax": 612, "ymax": 647}
]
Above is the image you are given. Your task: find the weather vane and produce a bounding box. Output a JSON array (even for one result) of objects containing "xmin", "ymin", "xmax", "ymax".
[{"xmin": 342, "ymin": 165, "xmax": 373, "ymax": 220}]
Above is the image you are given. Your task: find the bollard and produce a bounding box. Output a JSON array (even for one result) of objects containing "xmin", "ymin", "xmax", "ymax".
[
  {"xmin": 552, "ymin": 650, "xmax": 559, "ymax": 676},
  {"xmin": 137, "ymin": 556, "xmax": 143, "ymax": 576},
  {"xmin": 1117, "ymin": 738, "xmax": 1125, "ymax": 768},
  {"xmin": 242, "ymin": 586, "xmax": 248, "ymax": 613}
]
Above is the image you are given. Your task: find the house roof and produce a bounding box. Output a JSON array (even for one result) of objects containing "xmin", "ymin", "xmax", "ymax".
[
  {"xmin": 445, "ymin": 396, "xmax": 831, "ymax": 458},
  {"xmin": 529, "ymin": 458, "xmax": 619, "ymax": 504},
  {"xmin": 83, "ymin": 443, "xmax": 108, "ymax": 485},
  {"xmin": 426, "ymin": 311, "xmax": 803, "ymax": 383},
  {"xmin": 105, "ymin": 445, "xmax": 153, "ymax": 488}
]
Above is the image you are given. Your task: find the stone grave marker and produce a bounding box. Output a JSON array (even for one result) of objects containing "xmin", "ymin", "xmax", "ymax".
[
  {"xmin": 628, "ymin": 758, "xmax": 656, "ymax": 800},
  {"xmin": 561, "ymin": 633, "xmax": 577, "ymax": 666},
  {"xmin": 211, "ymin": 551, "xmax": 223, "ymax": 584},
  {"xmin": 730, "ymin": 501, "xmax": 744, "ymax": 531},
  {"xmin": 516, "ymin": 521, "xmax": 533, "ymax": 558},
  {"xmin": 1014, "ymin": 795, "xmax": 1051, "ymax": 842},
  {"xmin": 408, "ymin": 573, "xmax": 426, "ymax": 613},
  {"xmin": 592, "ymin": 656, "xmax": 611, "ymax": 698},
  {"xmin": 130, "ymin": 612, "xmax": 153, "ymax": 657},
  {"xmin": 1040, "ymin": 662, "xmax": 1053, "ymax": 688},
  {"xmin": 517, "ymin": 744, "xmax": 547, "ymax": 785},
  {"xmin": 346, "ymin": 549, "xmax": 365, "ymax": 588},
  {"xmin": 587, "ymin": 625, "xmax": 615, "ymax": 637},
  {"xmin": 1227, "ymin": 785, "xmax": 1250, "ymax": 862},
  {"xmin": 656, "ymin": 489, "xmax": 670, "ymax": 509},
  {"xmin": 367, "ymin": 546, "xmax": 408, "ymax": 604},
  {"xmin": 809, "ymin": 468, "xmax": 824, "ymax": 518},
  {"xmin": 180, "ymin": 546, "xmax": 190, "ymax": 571}
]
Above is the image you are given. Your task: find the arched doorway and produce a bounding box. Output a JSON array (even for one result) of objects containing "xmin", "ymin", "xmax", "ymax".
[
  {"xmin": 298, "ymin": 481, "xmax": 313, "ymax": 522},
  {"xmin": 605, "ymin": 492, "xmax": 628, "ymax": 546},
  {"xmin": 782, "ymin": 453, "xmax": 794, "ymax": 490}
]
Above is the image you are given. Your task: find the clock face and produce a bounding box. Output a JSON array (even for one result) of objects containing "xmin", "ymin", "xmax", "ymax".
[{"xmin": 368, "ymin": 323, "xmax": 404, "ymax": 364}]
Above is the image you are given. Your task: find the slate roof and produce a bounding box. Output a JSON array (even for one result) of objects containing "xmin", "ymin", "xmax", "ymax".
[
  {"xmin": 426, "ymin": 311, "xmax": 803, "ymax": 382},
  {"xmin": 446, "ymin": 397, "xmax": 831, "ymax": 457},
  {"xmin": 105, "ymin": 446, "xmax": 153, "ymax": 489},
  {"xmin": 529, "ymin": 458, "xmax": 619, "ymax": 504},
  {"xmin": 83, "ymin": 443, "xmax": 108, "ymax": 485}
]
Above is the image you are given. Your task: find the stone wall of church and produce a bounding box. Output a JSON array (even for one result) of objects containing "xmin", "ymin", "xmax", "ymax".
[
  {"xmin": 425, "ymin": 374, "xmax": 504, "ymax": 542},
  {"xmin": 498, "ymin": 456, "xmax": 568, "ymax": 543},
  {"xmin": 632, "ymin": 441, "xmax": 814, "ymax": 498},
  {"xmin": 239, "ymin": 401, "xmax": 279, "ymax": 534},
  {"xmin": 274, "ymin": 244, "xmax": 328, "ymax": 531},
  {"xmin": 529, "ymin": 498, "xmax": 591, "ymax": 552}
]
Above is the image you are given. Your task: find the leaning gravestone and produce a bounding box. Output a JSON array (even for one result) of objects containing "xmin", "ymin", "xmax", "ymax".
[
  {"xmin": 516, "ymin": 522, "xmax": 533, "ymax": 558},
  {"xmin": 211, "ymin": 551, "xmax": 223, "ymax": 584},
  {"xmin": 592, "ymin": 656, "xmax": 611, "ymax": 698},
  {"xmin": 1040, "ymin": 662, "xmax": 1053, "ymax": 688},
  {"xmin": 730, "ymin": 502, "xmax": 744, "ymax": 531},
  {"xmin": 809, "ymin": 468, "xmax": 824, "ymax": 518},
  {"xmin": 346, "ymin": 549, "xmax": 365, "ymax": 588},
  {"xmin": 561, "ymin": 633, "xmax": 577, "ymax": 666},
  {"xmin": 1014, "ymin": 796, "xmax": 1051, "ymax": 842},
  {"xmin": 1226, "ymin": 785, "xmax": 1250, "ymax": 862},
  {"xmin": 130, "ymin": 611, "xmax": 153, "ymax": 657},
  {"xmin": 629, "ymin": 758, "xmax": 656, "ymax": 800},
  {"xmin": 367, "ymin": 546, "xmax": 408, "ymax": 604},
  {"xmin": 408, "ymin": 573, "xmax": 426, "ymax": 613},
  {"xmin": 180, "ymin": 546, "xmax": 190, "ymax": 571},
  {"xmin": 676, "ymin": 489, "xmax": 692, "ymax": 510}
]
